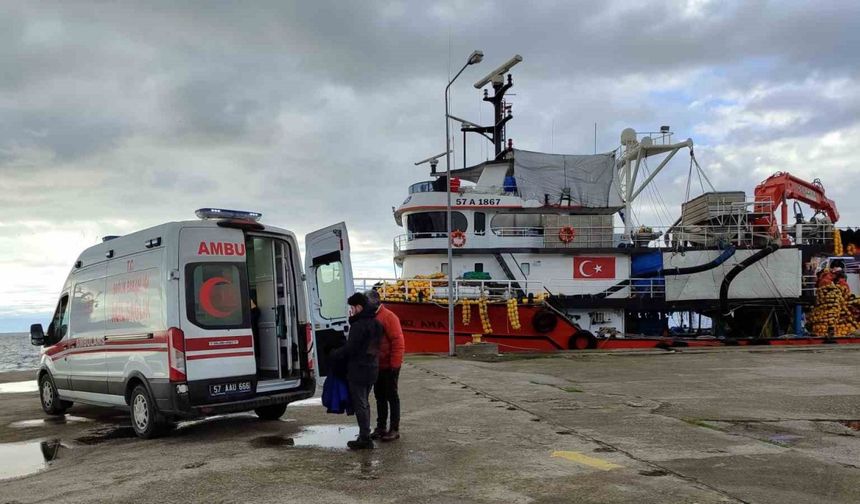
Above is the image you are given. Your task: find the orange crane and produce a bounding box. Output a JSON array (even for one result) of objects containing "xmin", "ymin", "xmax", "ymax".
[{"xmin": 753, "ymin": 172, "xmax": 839, "ymax": 244}]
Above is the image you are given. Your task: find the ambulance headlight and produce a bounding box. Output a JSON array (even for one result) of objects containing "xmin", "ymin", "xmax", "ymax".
[{"xmin": 195, "ymin": 208, "xmax": 262, "ymax": 222}]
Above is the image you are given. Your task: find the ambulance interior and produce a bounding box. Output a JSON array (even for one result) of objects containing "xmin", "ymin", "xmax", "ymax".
[{"xmin": 245, "ymin": 236, "xmax": 302, "ymax": 382}]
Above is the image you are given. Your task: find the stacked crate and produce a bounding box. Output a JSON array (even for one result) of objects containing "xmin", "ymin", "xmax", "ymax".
[{"xmin": 679, "ymin": 192, "xmax": 747, "ymax": 246}]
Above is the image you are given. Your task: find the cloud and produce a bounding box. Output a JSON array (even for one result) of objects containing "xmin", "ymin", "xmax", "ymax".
[{"xmin": 1, "ymin": 0, "xmax": 859, "ymax": 330}]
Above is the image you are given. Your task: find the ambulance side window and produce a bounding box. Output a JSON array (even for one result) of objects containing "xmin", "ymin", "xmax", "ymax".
[
  {"xmin": 48, "ymin": 294, "xmax": 70, "ymax": 342},
  {"xmin": 70, "ymin": 278, "xmax": 107, "ymax": 338},
  {"xmin": 316, "ymin": 260, "xmax": 346, "ymax": 320},
  {"xmin": 185, "ymin": 262, "xmax": 250, "ymax": 329}
]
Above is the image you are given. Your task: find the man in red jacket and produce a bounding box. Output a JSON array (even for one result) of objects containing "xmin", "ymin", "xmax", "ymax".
[{"xmin": 367, "ymin": 289, "xmax": 405, "ymax": 442}]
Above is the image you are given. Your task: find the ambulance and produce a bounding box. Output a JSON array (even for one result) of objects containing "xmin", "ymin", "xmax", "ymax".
[{"xmin": 30, "ymin": 209, "xmax": 352, "ymax": 438}]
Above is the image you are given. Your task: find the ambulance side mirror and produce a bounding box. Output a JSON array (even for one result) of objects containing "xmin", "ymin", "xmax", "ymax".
[{"xmin": 30, "ymin": 324, "xmax": 45, "ymax": 346}]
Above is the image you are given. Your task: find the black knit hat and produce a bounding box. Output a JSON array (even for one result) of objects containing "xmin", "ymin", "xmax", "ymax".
[{"xmin": 347, "ymin": 292, "xmax": 368, "ymax": 307}]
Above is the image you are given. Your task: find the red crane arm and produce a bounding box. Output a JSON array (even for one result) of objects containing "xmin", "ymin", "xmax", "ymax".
[{"xmin": 754, "ymin": 172, "xmax": 839, "ymax": 223}]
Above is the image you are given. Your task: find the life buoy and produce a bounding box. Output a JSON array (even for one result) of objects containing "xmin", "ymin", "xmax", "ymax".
[
  {"xmin": 559, "ymin": 226, "xmax": 576, "ymax": 243},
  {"xmin": 450, "ymin": 229, "xmax": 467, "ymax": 248}
]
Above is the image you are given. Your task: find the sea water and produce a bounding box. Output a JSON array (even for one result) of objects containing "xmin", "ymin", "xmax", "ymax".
[{"xmin": 0, "ymin": 333, "xmax": 40, "ymax": 372}]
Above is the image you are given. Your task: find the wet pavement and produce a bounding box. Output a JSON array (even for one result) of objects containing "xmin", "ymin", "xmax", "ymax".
[{"xmin": 0, "ymin": 347, "xmax": 859, "ymax": 503}]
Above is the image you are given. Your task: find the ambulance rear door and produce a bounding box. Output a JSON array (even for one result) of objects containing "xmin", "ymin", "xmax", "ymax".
[
  {"xmin": 305, "ymin": 222, "xmax": 353, "ymax": 377},
  {"xmin": 179, "ymin": 226, "xmax": 256, "ymax": 403}
]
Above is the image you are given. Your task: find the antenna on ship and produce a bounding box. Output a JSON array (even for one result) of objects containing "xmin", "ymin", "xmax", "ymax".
[
  {"xmin": 414, "ymin": 151, "xmax": 450, "ymax": 176},
  {"xmin": 454, "ymin": 55, "xmax": 522, "ymax": 160}
]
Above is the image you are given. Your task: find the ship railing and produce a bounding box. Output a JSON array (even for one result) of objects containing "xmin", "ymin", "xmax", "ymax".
[
  {"xmin": 394, "ymin": 221, "xmax": 835, "ymax": 253},
  {"xmin": 541, "ymin": 278, "xmax": 667, "ymax": 298},
  {"xmin": 354, "ymin": 277, "xmax": 668, "ymax": 300},
  {"xmin": 353, "ymin": 277, "xmax": 544, "ymax": 302}
]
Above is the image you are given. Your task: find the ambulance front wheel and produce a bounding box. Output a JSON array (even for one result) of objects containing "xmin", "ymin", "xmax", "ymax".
[
  {"xmin": 255, "ymin": 403, "xmax": 288, "ymax": 420},
  {"xmin": 39, "ymin": 373, "xmax": 71, "ymax": 416},
  {"xmin": 130, "ymin": 384, "xmax": 168, "ymax": 439}
]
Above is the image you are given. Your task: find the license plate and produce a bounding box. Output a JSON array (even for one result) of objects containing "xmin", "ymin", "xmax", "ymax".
[{"xmin": 209, "ymin": 381, "xmax": 252, "ymax": 396}]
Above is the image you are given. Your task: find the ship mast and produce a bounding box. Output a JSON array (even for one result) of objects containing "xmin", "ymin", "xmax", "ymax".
[{"xmin": 459, "ymin": 55, "xmax": 523, "ymax": 161}]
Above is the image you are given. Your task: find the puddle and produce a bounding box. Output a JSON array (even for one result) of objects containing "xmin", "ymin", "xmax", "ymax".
[
  {"xmin": 290, "ymin": 397, "xmax": 322, "ymax": 407},
  {"xmin": 75, "ymin": 426, "xmax": 136, "ymax": 445},
  {"xmin": 639, "ymin": 469, "xmax": 669, "ymax": 477},
  {"xmin": 0, "ymin": 439, "xmax": 64, "ymax": 481},
  {"xmin": 0, "ymin": 381, "xmax": 38, "ymax": 394},
  {"xmin": 768, "ymin": 434, "xmax": 802, "ymax": 445},
  {"xmin": 250, "ymin": 435, "xmax": 295, "ymax": 448},
  {"xmin": 10, "ymin": 416, "xmax": 92, "ymax": 429},
  {"xmin": 293, "ymin": 424, "xmax": 358, "ymax": 450},
  {"xmin": 839, "ymin": 420, "xmax": 860, "ymax": 431},
  {"xmin": 348, "ymin": 458, "xmax": 382, "ymax": 480}
]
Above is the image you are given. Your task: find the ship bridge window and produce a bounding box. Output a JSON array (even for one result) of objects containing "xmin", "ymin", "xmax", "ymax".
[
  {"xmin": 490, "ymin": 213, "xmax": 543, "ymax": 236},
  {"xmin": 407, "ymin": 212, "xmax": 467, "ymax": 237},
  {"xmin": 409, "ymin": 181, "xmax": 435, "ymax": 194}
]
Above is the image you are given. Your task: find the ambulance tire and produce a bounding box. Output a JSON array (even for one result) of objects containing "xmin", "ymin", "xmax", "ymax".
[
  {"xmin": 130, "ymin": 384, "xmax": 168, "ymax": 439},
  {"xmin": 568, "ymin": 331, "xmax": 597, "ymax": 350},
  {"xmin": 39, "ymin": 373, "xmax": 71, "ymax": 416},
  {"xmin": 255, "ymin": 403, "xmax": 288, "ymax": 420}
]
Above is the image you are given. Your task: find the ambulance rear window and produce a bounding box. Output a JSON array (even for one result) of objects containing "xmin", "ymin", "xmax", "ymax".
[{"xmin": 185, "ymin": 262, "xmax": 250, "ymax": 330}]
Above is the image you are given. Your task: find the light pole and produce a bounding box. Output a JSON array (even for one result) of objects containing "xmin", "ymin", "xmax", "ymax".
[{"xmin": 445, "ymin": 49, "xmax": 483, "ymax": 356}]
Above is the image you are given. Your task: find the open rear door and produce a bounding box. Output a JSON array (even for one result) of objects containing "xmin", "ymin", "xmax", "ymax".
[{"xmin": 305, "ymin": 222, "xmax": 353, "ymax": 377}]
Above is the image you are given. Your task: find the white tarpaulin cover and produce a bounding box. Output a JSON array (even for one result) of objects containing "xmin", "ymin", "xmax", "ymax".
[
  {"xmin": 664, "ymin": 248, "xmax": 802, "ymax": 301},
  {"xmin": 452, "ymin": 149, "xmax": 621, "ymax": 209}
]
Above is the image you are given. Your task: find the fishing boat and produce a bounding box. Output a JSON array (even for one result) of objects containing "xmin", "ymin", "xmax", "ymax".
[{"xmin": 355, "ymin": 59, "xmax": 860, "ymax": 352}]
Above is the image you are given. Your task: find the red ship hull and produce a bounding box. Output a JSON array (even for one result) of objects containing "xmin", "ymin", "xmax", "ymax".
[
  {"xmin": 383, "ymin": 301, "xmax": 860, "ymax": 353},
  {"xmin": 384, "ymin": 301, "xmax": 578, "ymax": 352}
]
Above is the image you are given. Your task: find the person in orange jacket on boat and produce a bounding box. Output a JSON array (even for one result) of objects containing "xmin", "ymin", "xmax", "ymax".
[{"xmin": 367, "ymin": 289, "xmax": 405, "ymax": 442}]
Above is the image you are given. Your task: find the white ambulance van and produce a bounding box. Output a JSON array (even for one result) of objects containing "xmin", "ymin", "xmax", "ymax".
[{"xmin": 30, "ymin": 209, "xmax": 352, "ymax": 438}]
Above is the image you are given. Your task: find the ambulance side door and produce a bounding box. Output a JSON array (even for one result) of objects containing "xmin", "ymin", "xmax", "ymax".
[{"xmin": 305, "ymin": 223, "xmax": 353, "ymax": 377}]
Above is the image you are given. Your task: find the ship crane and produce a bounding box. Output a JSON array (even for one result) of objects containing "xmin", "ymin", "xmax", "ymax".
[{"xmin": 752, "ymin": 172, "xmax": 839, "ymax": 244}]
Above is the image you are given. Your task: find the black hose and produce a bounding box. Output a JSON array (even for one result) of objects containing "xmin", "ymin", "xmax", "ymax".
[
  {"xmin": 719, "ymin": 243, "xmax": 780, "ymax": 316},
  {"xmin": 645, "ymin": 246, "xmax": 736, "ymax": 278}
]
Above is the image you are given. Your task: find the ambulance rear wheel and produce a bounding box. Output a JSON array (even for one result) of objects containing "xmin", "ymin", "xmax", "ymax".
[
  {"xmin": 255, "ymin": 403, "xmax": 288, "ymax": 420},
  {"xmin": 130, "ymin": 384, "xmax": 167, "ymax": 439},
  {"xmin": 39, "ymin": 373, "xmax": 70, "ymax": 416},
  {"xmin": 568, "ymin": 331, "xmax": 597, "ymax": 350}
]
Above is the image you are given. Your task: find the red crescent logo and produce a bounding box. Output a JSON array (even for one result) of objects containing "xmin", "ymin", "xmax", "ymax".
[{"xmin": 199, "ymin": 276, "xmax": 235, "ymax": 318}]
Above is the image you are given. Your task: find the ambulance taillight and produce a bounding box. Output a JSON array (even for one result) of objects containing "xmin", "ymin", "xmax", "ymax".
[
  {"xmin": 305, "ymin": 323, "xmax": 314, "ymax": 371},
  {"xmin": 167, "ymin": 327, "xmax": 187, "ymax": 382}
]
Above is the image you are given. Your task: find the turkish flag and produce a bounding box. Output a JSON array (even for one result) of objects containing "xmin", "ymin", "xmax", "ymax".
[{"xmin": 573, "ymin": 256, "xmax": 616, "ymax": 279}]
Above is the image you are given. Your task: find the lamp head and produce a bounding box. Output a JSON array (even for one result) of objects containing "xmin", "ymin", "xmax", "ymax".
[{"xmin": 467, "ymin": 50, "xmax": 484, "ymax": 65}]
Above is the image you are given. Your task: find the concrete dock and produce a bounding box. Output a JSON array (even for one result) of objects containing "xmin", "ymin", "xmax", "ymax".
[{"xmin": 2, "ymin": 346, "xmax": 860, "ymax": 503}]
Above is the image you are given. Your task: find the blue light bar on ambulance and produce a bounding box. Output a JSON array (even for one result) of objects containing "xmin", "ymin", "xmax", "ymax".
[{"xmin": 195, "ymin": 208, "xmax": 262, "ymax": 221}]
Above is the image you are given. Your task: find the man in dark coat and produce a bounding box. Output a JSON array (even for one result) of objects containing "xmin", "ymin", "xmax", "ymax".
[{"xmin": 332, "ymin": 292, "xmax": 383, "ymax": 450}]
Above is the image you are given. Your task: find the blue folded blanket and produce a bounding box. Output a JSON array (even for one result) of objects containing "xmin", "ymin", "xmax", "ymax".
[{"xmin": 321, "ymin": 376, "xmax": 354, "ymax": 415}]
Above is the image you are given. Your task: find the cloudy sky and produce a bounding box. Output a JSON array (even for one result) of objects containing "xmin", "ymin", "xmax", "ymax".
[{"xmin": 2, "ymin": 0, "xmax": 859, "ymax": 331}]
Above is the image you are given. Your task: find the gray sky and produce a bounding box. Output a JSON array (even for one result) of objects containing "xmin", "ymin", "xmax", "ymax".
[{"xmin": 2, "ymin": 0, "xmax": 859, "ymax": 331}]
